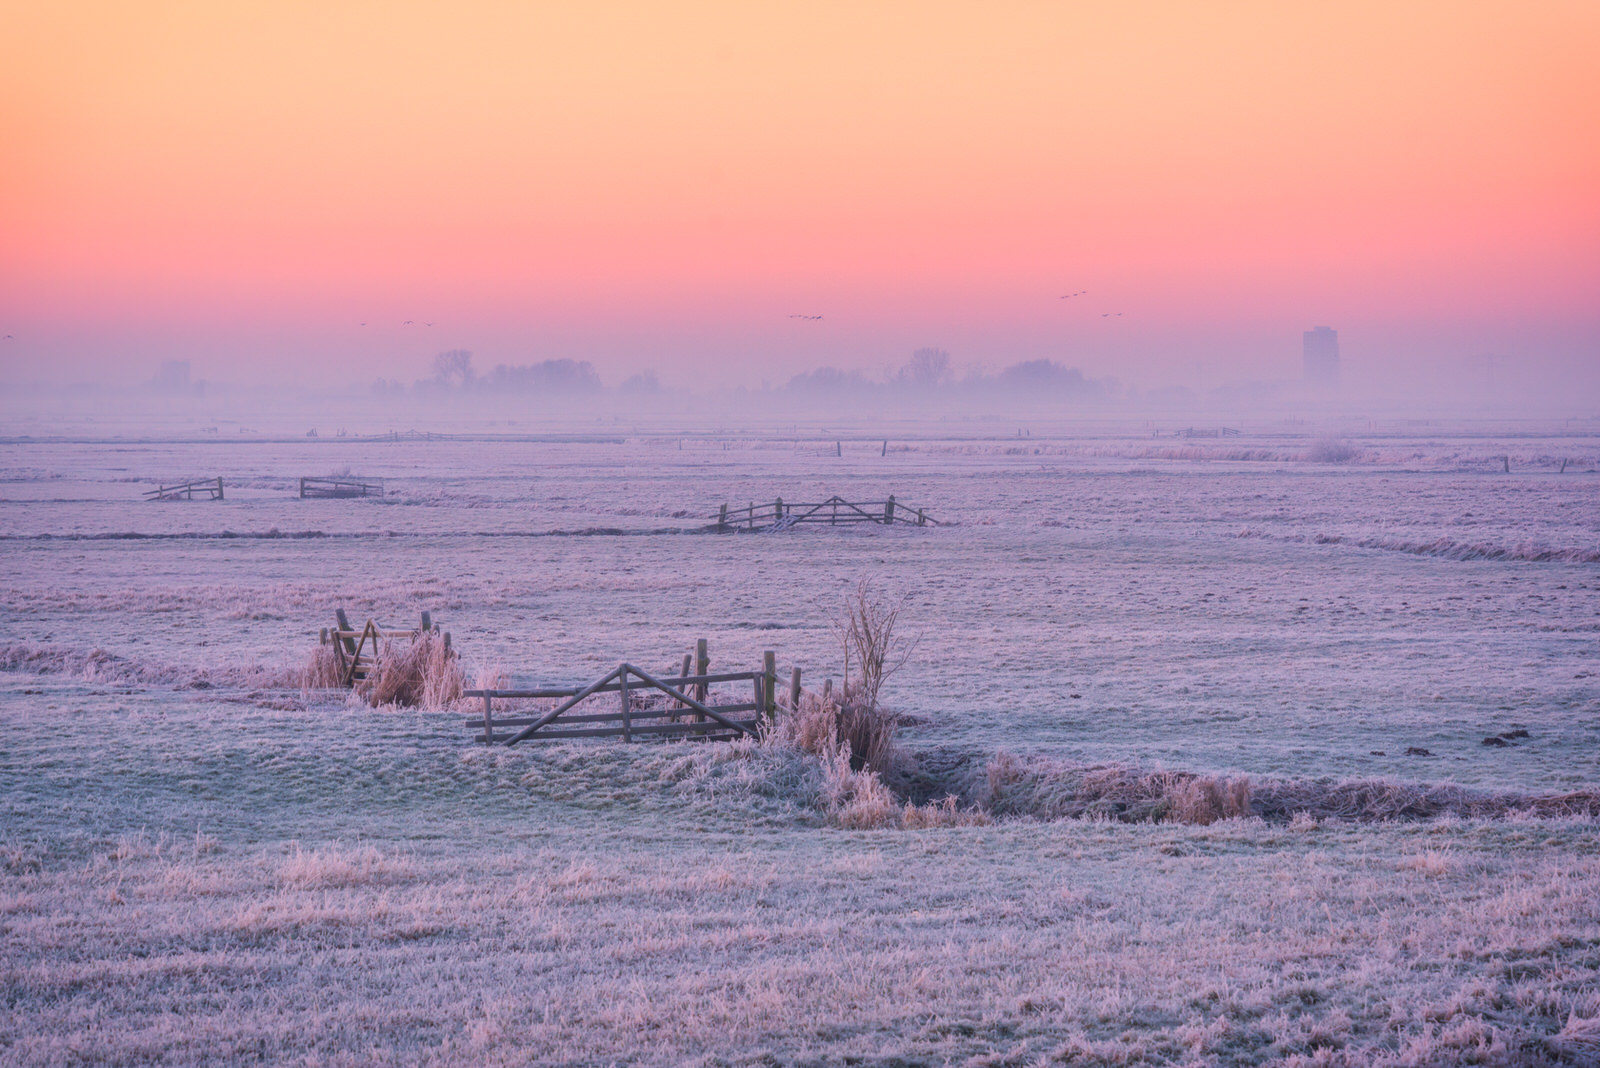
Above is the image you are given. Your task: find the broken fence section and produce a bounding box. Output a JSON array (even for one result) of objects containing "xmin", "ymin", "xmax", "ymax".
[
  {"xmin": 144, "ymin": 477, "xmax": 224, "ymax": 501},
  {"xmin": 320, "ymin": 608, "xmax": 450, "ymax": 688},
  {"xmin": 300, "ymin": 476, "xmax": 385, "ymax": 498},
  {"xmin": 713, "ymin": 494, "xmax": 936, "ymax": 531}
]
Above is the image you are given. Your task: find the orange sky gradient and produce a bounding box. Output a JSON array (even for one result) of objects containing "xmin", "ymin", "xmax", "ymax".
[{"xmin": 2, "ymin": 1, "xmax": 1597, "ymax": 393}]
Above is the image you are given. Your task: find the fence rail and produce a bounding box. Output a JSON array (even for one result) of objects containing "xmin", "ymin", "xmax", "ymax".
[
  {"xmin": 468, "ymin": 645, "xmax": 798, "ymax": 746},
  {"xmin": 300, "ymin": 476, "xmax": 384, "ymax": 498},
  {"xmin": 144, "ymin": 477, "xmax": 223, "ymax": 501},
  {"xmin": 713, "ymin": 494, "xmax": 936, "ymax": 531}
]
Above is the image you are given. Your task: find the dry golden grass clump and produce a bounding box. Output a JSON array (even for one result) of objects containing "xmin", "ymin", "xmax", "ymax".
[
  {"xmin": 764, "ymin": 688, "xmax": 985, "ymax": 830},
  {"xmin": 769, "ymin": 687, "xmax": 898, "ymax": 773},
  {"xmin": 299, "ymin": 642, "xmax": 344, "ymax": 690},
  {"xmin": 362, "ymin": 631, "xmax": 463, "ymax": 710},
  {"xmin": 299, "ymin": 632, "xmax": 463, "ymax": 709}
]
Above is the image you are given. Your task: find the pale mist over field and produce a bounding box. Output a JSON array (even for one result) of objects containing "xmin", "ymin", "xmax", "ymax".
[{"xmin": 5, "ymin": 3, "xmax": 1600, "ymax": 1066}]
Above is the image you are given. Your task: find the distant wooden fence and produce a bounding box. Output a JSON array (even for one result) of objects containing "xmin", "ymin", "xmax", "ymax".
[
  {"xmin": 320, "ymin": 609, "xmax": 449, "ymax": 687},
  {"xmin": 144, "ymin": 477, "xmax": 223, "ymax": 501},
  {"xmin": 468, "ymin": 642, "xmax": 801, "ymax": 746},
  {"xmin": 714, "ymin": 494, "xmax": 936, "ymax": 531},
  {"xmin": 1152, "ymin": 427, "xmax": 1242, "ymax": 439},
  {"xmin": 300, "ymin": 476, "xmax": 384, "ymax": 498}
]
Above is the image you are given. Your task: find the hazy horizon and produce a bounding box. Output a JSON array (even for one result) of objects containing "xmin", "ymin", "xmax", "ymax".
[{"xmin": 3, "ymin": 2, "xmax": 1597, "ymax": 412}]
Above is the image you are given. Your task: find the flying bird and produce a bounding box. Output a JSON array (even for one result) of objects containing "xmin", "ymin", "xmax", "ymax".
[
  {"xmin": 1, "ymin": 335, "xmax": 12, "ymax": 340},
  {"xmin": 787, "ymin": 314, "xmax": 823, "ymax": 320},
  {"xmin": 402, "ymin": 320, "xmax": 414, "ymax": 326},
  {"xmin": 1059, "ymin": 290, "xmax": 1087, "ymax": 299}
]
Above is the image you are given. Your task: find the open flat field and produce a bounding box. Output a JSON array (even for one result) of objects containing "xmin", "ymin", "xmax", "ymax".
[{"xmin": 4, "ymin": 421, "xmax": 1600, "ymax": 1065}]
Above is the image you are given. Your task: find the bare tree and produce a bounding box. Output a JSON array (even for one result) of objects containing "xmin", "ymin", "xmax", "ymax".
[{"xmin": 431, "ymin": 349, "xmax": 475, "ymax": 388}]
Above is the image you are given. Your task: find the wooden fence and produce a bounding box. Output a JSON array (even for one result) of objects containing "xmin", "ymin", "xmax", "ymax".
[
  {"xmin": 713, "ymin": 494, "xmax": 936, "ymax": 531},
  {"xmin": 467, "ymin": 644, "xmax": 801, "ymax": 745},
  {"xmin": 301, "ymin": 476, "xmax": 385, "ymax": 498},
  {"xmin": 320, "ymin": 609, "xmax": 449, "ymax": 687},
  {"xmin": 144, "ymin": 477, "xmax": 224, "ymax": 501}
]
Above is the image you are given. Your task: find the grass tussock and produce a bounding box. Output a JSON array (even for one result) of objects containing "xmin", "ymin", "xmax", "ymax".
[
  {"xmin": 760, "ymin": 689, "xmax": 986, "ymax": 830},
  {"xmin": 769, "ymin": 687, "xmax": 899, "ymax": 773},
  {"xmin": 300, "ymin": 642, "xmax": 343, "ymax": 690},
  {"xmin": 361, "ymin": 631, "xmax": 463, "ymax": 711}
]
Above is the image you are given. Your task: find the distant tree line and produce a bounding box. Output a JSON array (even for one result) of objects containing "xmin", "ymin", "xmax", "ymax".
[
  {"xmin": 397, "ymin": 351, "xmax": 660, "ymax": 397},
  {"xmin": 784, "ymin": 348, "xmax": 1108, "ymax": 401},
  {"xmin": 380, "ymin": 347, "xmax": 1104, "ymax": 402}
]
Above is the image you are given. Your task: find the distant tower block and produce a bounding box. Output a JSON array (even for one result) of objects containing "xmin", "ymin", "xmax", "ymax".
[{"xmin": 1303, "ymin": 326, "xmax": 1339, "ymax": 389}]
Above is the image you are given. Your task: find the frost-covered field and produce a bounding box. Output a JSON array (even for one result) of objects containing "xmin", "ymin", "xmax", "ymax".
[{"xmin": 4, "ymin": 420, "xmax": 1600, "ymax": 1065}]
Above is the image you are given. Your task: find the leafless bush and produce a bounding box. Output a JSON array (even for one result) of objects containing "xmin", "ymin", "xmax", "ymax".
[
  {"xmin": 832, "ymin": 578, "xmax": 919, "ymax": 710},
  {"xmin": 361, "ymin": 631, "xmax": 463, "ymax": 710}
]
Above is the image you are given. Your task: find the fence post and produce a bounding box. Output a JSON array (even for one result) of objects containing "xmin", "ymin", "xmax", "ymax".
[
  {"xmin": 319, "ymin": 627, "xmax": 328, "ymax": 646},
  {"xmin": 775, "ymin": 497, "xmax": 783, "ymax": 522},
  {"xmin": 481, "ymin": 692, "xmax": 493, "ymax": 744},
  {"xmin": 917, "ymin": 507, "xmax": 925, "ymax": 526},
  {"xmin": 789, "ymin": 666, "xmax": 802, "ymax": 710},
  {"xmin": 718, "ymin": 504, "xmax": 727, "ymax": 531},
  {"xmin": 748, "ymin": 502, "xmax": 754, "ymax": 530},
  {"xmin": 619, "ymin": 668, "xmax": 632, "ymax": 742},
  {"xmin": 884, "ymin": 495, "xmax": 895, "ymax": 525},
  {"xmin": 763, "ymin": 650, "xmax": 776, "ymax": 720},
  {"xmin": 420, "ymin": 610, "xmax": 432, "ymax": 633},
  {"xmin": 215, "ymin": 477, "xmax": 224, "ymax": 500},
  {"xmin": 695, "ymin": 638, "xmax": 709, "ymax": 719},
  {"xmin": 334, "ymin": 609, "xmax": 358, "ymax": 656}
]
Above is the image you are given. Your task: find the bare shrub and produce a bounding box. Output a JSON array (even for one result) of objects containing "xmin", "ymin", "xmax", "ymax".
[
  {"xmin": 832, "ymin": 578, "xmax": 919, "ymax": 710},
  {"xmin": 361, "ymin": 631, "xmax": 463, "ymax": 711}
]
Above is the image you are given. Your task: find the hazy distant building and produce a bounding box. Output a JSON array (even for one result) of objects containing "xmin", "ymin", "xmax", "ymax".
[{"xmin": 1302, "ymin": 327, "xmax": 1339, "ymax": 389}]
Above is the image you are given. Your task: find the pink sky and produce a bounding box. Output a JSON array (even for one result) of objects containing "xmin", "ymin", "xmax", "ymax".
[{"xmin": 1, "ymin": 1, "xmax": 1597, "ymax": 393}]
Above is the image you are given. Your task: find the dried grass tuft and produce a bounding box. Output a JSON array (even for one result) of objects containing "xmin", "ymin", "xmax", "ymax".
[
  {"xmin": 361, "ymin": 631, "xmax": 463, "ymax": 711},
  {"xmin": 768, "ymin": 687, "xmax": 899, "ymax": 773},
  {"xmin": 760, "ymin": 688, "xmax": 982, "ymax": 829},
  {"xmin": 301, "ymin": 643, "xmax": 344, "ymax": 690}
]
